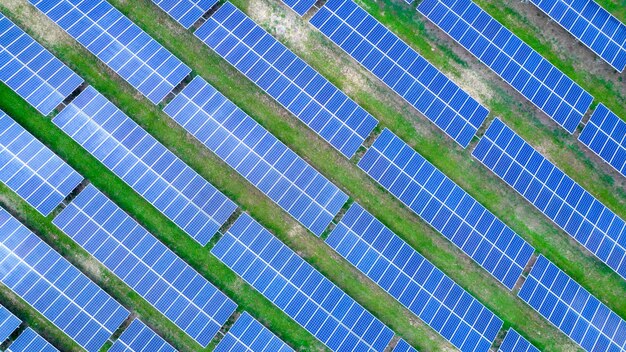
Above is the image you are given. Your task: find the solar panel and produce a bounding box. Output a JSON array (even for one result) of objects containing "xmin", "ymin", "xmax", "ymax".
[
  {"xmin": 53, "ymin": 184, "xmax": 237, "ymax": 346},
  {"xmin": 579, "ymin": 104, "xmax": 626, "ymax": 177},
  {"xmin": 417, "ymin": 0, "xmax": 594, "ymax": 133},
  {"xmin": 498, "ymin": 329, "xmax": 538, "ymax": 352},
  {"xmin": 0, "ymin": 207, "xmax": 129, "ymax": 352},
  {"xmin": 0, "ymin": 110, "xmax": 83, "ymax": 216},
  {"xmin": 6, "ymin": 328, "xmax": 58, "ymax": 352},
  {"xmin": 53, "ymin": 86, "xmax": 237, "ymax": 246},
  {"xmin": 0, "ymin": 12, "xmax": 83, "ymax": 115},
  {"xmin": 473, "ymin": 118, "xmax": 626, "ymax": 280},
  {"xmin": 214, "ymin": 312, "xmax": 294, "ymax": 352},
  {"xmin": 518, "ymin": 255, "xmax": 626, "ymax": 351},
  {"xmin": 211, "ymin": 213, "xmax": 396, "ymax": 352},
  {"xmin": 277, "ymin": 0, "xmax": 317, "ymax": 16},
  {"xmin": 309, "ymin": 0, "xmax": 489, "ymax": 148},
  {"xmin": 327, "ymin": 203, "xmax": 503, "ymax": 352},
  {"xmin": 109, "ymin": 319, "xmax": 176, "ymax": 352},
  {"xmin": 393, "ymin": 339, "xmax": 417, "ymax": 352},
  {"xmin": 150, "ymin": 0, "xmax": 217, "ymax": 29},
  {"xmin": 194, "ymin": 2, "xmax": 378, "ymax": 158},
  {"xmin": 164, "ymin": 77, "xmax": 348, "ymax": 236},
  {"xmin": 29, "ymin": 0, "xmax": 191, "ymax": 105},
  {"xmin": 358, "ymin": 128, "xmax": 535, "ymax": 289},
  {"xmin": 0, "ymin": 305, "xmax": 21, "ymax": 344},
  {"xmin": 529, "ymin": 0, "xmax": 626, "ymax": 72}
]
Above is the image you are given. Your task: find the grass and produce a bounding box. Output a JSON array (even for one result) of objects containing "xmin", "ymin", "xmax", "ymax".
[{"xmin": 0, "ymin": 0, "xmax": 624, "ymax": 351}]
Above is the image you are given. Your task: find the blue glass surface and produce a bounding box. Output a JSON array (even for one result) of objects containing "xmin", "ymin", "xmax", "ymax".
[
  {"xmin": 0, "ymin": 305, "xmax": 21, "ymax": 344},
  {"xmin": 109, "ymin": 319, "xmax": 176, "ymax": 352},
  {"xmin": 7, "ymin": 328, "xmax": 58, "ymax": 352},
  {"xmin": 498, "ymin": 329, "xmax": 538, "ymax": 352},
  {"xmin": 579, "ymin": 104, "xmax": 625, "ymax": 177},
  {"xmin": 214, "ymin": 312, "xmax": 294, "ymax": 352},
  {"xmin": 150, "ymin": 0, "xmax": 217, "ymax": 28}
]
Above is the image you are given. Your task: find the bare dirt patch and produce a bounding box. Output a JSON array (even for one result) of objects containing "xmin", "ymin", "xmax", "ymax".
[
  {"xmin": 246, "ymin": 0, "xmax": 311, "ymax": 53},
  {"xmin": 2, "ymin": 0, "xmax": 70, "ymax": 46}
]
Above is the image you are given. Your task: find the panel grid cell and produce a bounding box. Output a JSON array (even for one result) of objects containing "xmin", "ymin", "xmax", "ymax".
[
  {"xmin": 29, "ymin": 0, "xmax": 191, "ymax": 104},
  {"xmin": 309, "ymin": 0, "xmax": 489, "ymax": 148},
  {"xmin": 211, "ymin": 213, "xmax": 395, "ymax": 352},
  {"xmin": 109, "ymin": 319, "xmax": 176, "ymax": 352},
  {"xmin": 530, "ymin": 0, "xmax": 626, "ymax": 72},
  {"xmin": 53, "ymin": 185, "xmax": 237, "ymax": 347},
  {"xmin": 358, "ymin": 128, "xmax": 535, "ymax": 289},
  {"xmin": 6, "ymin": 328, "xmax": 58, "ymax": 352},
  {"xmin": 53, "ymin": 86, "xmax": 237, "ymax": 246},
  {"xmin": 277, "ymin": 0, "xmax": 317, "ymax": 16},
  {"xmin": 164, "ymin": 76, "xmax": 348, "ymax": 236},
  {"xmin": 472, "ymin": 118, "xmax": 626, "ymax": 280},
  {"xmin": 150, "ymin": 0, "xmax": 217, "ymax": 29},
  {"xmin": 327, "ymin": 203, "xmax": 502, "ymax": 352},
  {"xmin": 417, "ymin": 0, "xmax": 594, "ymax": 133},
  {"xmin": 214, "ymin": 312, "xmax": 294, "ymax": 352},
  {"xmin": 0, "ymin": 12, "xmax": 83, "ymax": 115},
  {"xmin": 393, "ymin": 339, "xmax": 418, "ymax": 352},
  {"xmin": 0, "ymin": 110, "xmax": 83, "ymax": 216},
  {"xmin": 518, "ymin": 255, "xmax": 626, "ymax": 352},
  {"xmin": 579, "ymin": 104, "xmax": 626, "ymax": 177},
  {"xmin": 0, "ymin": 304, "xmax": 21, "ymax": 344},
  {"xmin": 497, "ymin": 329, "xmax": 539, "ymax": 352},
  {"xmin": 194, "ymin": 2, "xmax": 378, "ymax": 158},
  {"xmin": 0, "ymin": 207, "xmax": 130, "ymax": 352}
]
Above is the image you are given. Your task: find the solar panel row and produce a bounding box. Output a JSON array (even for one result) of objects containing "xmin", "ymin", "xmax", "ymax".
[
  {"xmin": 529, "ymin": 0, "xmax": 626, "ymax": 72},
  {"xmin": 0, "ymin": 110, "xmax": 83, "ymax": 216},
  {"xmin": 497, "ymin": 329, "xmax": 539, "ymax": 352},
  {"xmin": 194, "ymin": 2, "xmax": 378, "ymax": 158},
  {"xmin": 393, "ymin": 339, "xmax": 418, "ymax": 352},
  {"xmin": 327, "ymin": 203, "xmax": 503, "ymax": 352},
  {"xmin": 0, "ymin": 207, "xmax": 129, "ymax": 352},
  {"xmin": 150, "ymin": 0, "xmax": 217, "ymax": 29},
  {"xmin": 358, "ymin": 128, "xmax": 535, "ymax": 289},
  {"xmin": 29, "ymin": 0, "xmax": 191, "ymax": 105},
  {"xmin": 53, "ymin": 86, "xmax": 237, "ymax": 246},
  {"xmin": 579, "ymin": 104, "xmax": 626, "ymax": 178},
  {"xmin": 473, "ymin": 118, "xmax": 626, "ymax": 280},
  {"xmin": 0, "ymin": 304, "xmax": 21, "ymax": 344},
  {"xmin": 214, "ymin": 312, "xmax": 294, "ymax": 352},
  {"xmin": 519, "ymin": 255, "xmax": 626, "ymax": 352},
  {"xmin": 309, "ymin": 0, "xmax": 489, "ymax": 148},
  {"xmin": 53, "ymin": 184, "xmax": 237, "ymax": 347},
  {"xmin": 277, "ymin": 0, "xmax": 317, "ymax": 16},
  {"xmin": 0, "ymin": 12, "xmax": 83, "ymax": 115},
  {"xmin": 417, "ymin": 0, "xmax": 594, "ymax": 133},
  {"xmin": 212, "ymin": 213, "xmax": 395, "ymax": 352},
  {"xmin": 6, "ymin": 328, "xmax": 58, "ymax": 352},
  {"xmin": 164, "ymin": 76, "xmax": 348, "ymax": 236},
  {"xmin": 109, "ymin": 319, "xmax": 176, "ymax": 352}
]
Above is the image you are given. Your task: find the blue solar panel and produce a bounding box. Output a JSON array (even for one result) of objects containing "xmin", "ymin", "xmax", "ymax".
[
  {"xmin": 215, "ymin": 312, "xmax": 294, "ymax": 352},
  {"xmin": 150, "ymin": 0, "xmax": 217, "ymax": 28},
  {"xmin": 309, "ymin": 0, "xmax": 489, "ymax": 148},
  {"xmin": 473, "ymin": 118, "xmax": 626, "ymax": 280},
  {"xmin": 164, "ymin": 77, "xmax": 348, "ymax": 236},
  {"xmin": 277, "ymin": 0, "xmax": 317, "ymax": 16},
  {"xmin": 0, "ymin": 13, "xmax": 83, "ymax": 115},
  {"xmin": 211, "ymin": 213, "xmax": 395, "ymax": 352},
  {"xmin": 6, "ymin": 328, "xmax": 58, "ymax": 352},
  {"xmin": 358, "ymin": 128, "xmax": 535, "ymax": 289},
  {"xmin": 393, "ymin": 339, "xmax": 417, "ymax": 352},
  {"xmin": 0, "ymin": 305, "xmax": 21, "ymax": 344},
  {"xmin": 53, "ymin": 86, "xmax": 237, "ymax": 246},
  {"xmin": 327, "ymin": 203, "xmax": 503, "ymax": 352},
  {"xmin": 530, "ymin": 0, "xmax": 626, "ymax": 72},
  {"xmin": 417, "ymin": 0, "xmax": 594, "ymax": 133},
  {"xmin": 0, "ymin": 207, "xmax": 129, "ymax": 352},
  {"xmin": 194, "ymin": 2, "xmax": 378, "ymax": 158},
  {"xmin": 109, "ymin": 319, "xmax": 176, "ymax": 352},
  {"xmin": 519, "ymin": 255, "xmax": 626, "ymax": 351},
  {"xmin": 498, "ymin": 329, "xmax": 538, "ymax": 352},
  {"xmin": 29, "ymin": 0, "xmax": 191, "ymax": 105},
  {"xmin": 579, "ymin": 104, "xmax": 626, "ymax": 177},
  {"xmin": 53, "ymin": 185, "xmax": 237, "ymax": 347},
  {"xmin": 0, "ymin": 110, "xmax": 83, "ymax": 216}
]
